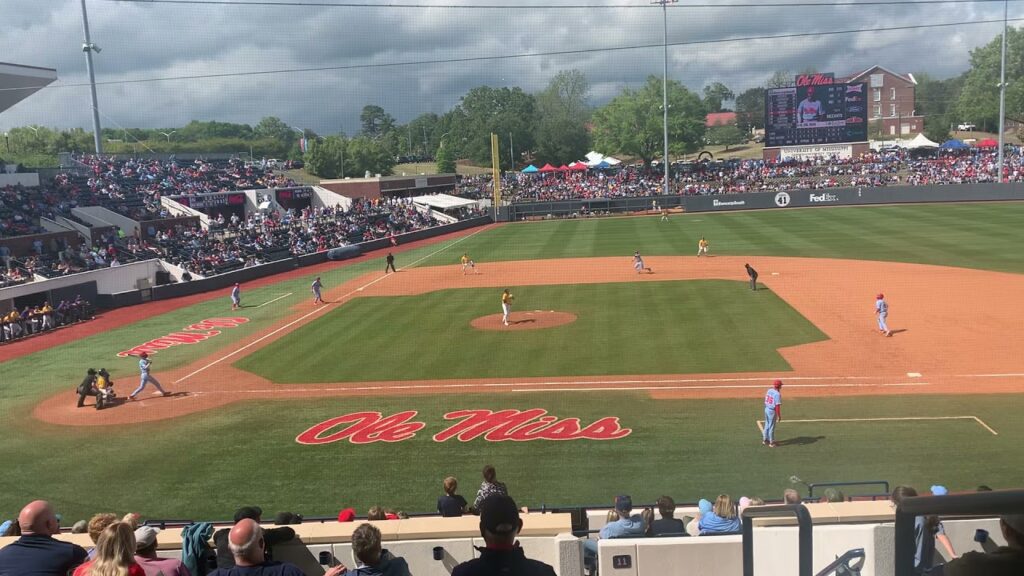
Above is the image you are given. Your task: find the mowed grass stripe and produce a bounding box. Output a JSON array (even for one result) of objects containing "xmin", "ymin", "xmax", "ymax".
[{"xmin": 234, "ymin": 281, "xmax": 826, "ymax": 383}]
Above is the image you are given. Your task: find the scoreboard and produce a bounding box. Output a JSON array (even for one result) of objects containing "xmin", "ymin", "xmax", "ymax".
[{"xmin": 764, "ymin": 83, "xmax": 868, "ymax": 147}]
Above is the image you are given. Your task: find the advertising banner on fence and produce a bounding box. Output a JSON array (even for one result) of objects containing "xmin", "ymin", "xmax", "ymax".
[{"xmin": 779, "ymin": 144, "xmax": 853, "ymax": 162}]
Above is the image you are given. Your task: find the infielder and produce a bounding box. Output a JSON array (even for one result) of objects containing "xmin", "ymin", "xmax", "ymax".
[
  {"xmin": 875, "ymin": 293, "xmax": 891, "ymax": 337},
  {"xmin": 745, "ymin": 263, "xmax": 759, "ymax": 291},
  {"xmin": 633, "ymin": 251, "xmax": 652, "ymax": 274},
  {"xmin": 129, "ymin": 352, "xmax": 168, "ymax": 400},
  {"xmin": 697, "ymin": 237, "xmax": 709, "ymax": 257},
  {"xmin": 230, "ymin": 283, "xmax": 241, "ymax": 310},
  {"xmin": 312, "ymin": 277, "xmax": 324, "ymax": 305},
  {"xmin": 763, "ymin": 379, "xmax": 783, "ymax": 447},
  {"xmin": 501, "ymin": 289, "xmax": 514, "ymax": 326},
  {"xmin": 461, "ymin": 253, "xmax": 477, "ymax": 274}
]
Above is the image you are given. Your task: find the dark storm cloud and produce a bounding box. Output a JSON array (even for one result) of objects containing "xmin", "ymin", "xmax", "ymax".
[{"xmin": 0, "ymin": 0, "xmax": 1013, "ymax": 132}]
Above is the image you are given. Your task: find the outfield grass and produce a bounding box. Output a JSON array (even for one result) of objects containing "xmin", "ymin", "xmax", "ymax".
[
  {"xmin": 235, "ymin": 281, "xmax": 826, "ymax": 383},
  {"xmin": 2, "ymin": 392, "xmax": 1020, "ymax": 520},
  {"xmin": 420, "ymin": 202, "xmax": 1024, "ymax": 274},
  {"xmin": 0, "ymin": 204, "xmax": 1022, "ymax": 520}
]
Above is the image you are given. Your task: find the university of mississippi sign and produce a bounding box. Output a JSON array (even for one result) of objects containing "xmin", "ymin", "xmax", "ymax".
[{"xmin": 296, "ymin": 409, "xmax": 633, "ymax": 445}]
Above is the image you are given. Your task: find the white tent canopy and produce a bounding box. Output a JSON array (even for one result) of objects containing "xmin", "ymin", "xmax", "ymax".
[
  {"xmin": 411, "ymin": 193, "xmax": 478, "ymax": 211},
  {"xmin": 584, "ymin": 151, "xmax": 622, "ymax": 167},
  {"xmin": 907, "ymin": 133, "xmax": 939, "ymax": 148}
]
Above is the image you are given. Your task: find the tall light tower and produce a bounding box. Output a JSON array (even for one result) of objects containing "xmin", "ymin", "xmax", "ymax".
[
  {"xmin": 652, "ymin": 0, "xmax": 677, "ymax": 196},
  {"xmin": 997, "ymin": 0, "xmax": 1008, "ymax": 182},
  {"xmin": 80, "ymin": 0, "xmax": 103, "ymax": 154}
]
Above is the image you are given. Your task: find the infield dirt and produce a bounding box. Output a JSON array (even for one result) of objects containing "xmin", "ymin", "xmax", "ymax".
[{"xmin": 32, "ymin": 255, "xmax": 1024, "ymax": 426}]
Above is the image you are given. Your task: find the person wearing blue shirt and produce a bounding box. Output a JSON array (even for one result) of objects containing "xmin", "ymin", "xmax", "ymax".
[
  {"xmin": 763, "ymin": 379, "xmax": 783, "ymax": 448},
  {"xmin": 584, "ymin": 495, "xmax": 644, "ymax": 567},
  {"xmin": 876, "ymin": 293, "xmax": 892, "ymax": 337},
  {"xmin": 0, "ymin": 500, "xmax": 88, "ymax": 576},
  {"xmin": 129, "ymin": 352, "xmax": 168, "ymax": 400}
]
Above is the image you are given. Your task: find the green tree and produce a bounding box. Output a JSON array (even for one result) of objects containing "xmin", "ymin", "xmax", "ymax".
[
  {"xmin": 591, "ymin": 76, "xmax": 706, "ymax": 165},
  {"xmin": 702, "ymin": 82, "xmax": 735, "ymax": 113},
  {"xmin": 436, "ymin": 142, "xmax": 457, "ymax": 173},
  {"xmin": 253, "ymin": 117, "xmax": 296, "ymax": 145},
  {"xmin": 305, "ymin": 136, "xmax": 347, "ymax": 179},
  {"xmin": 705, "ymin": 124, "xmax": 746, "ymax": 151},
  {"xmin": 957, "ymin": 28, "xmax": 1024, "ymax": 131},
  {"xmin": 360, "ymin": 105, "xmax": 396, "ymax": 140},
  {"xmin": 406, "ymin": 113, "xmax": 440, "ymax": 157},
  {"xmin": 767, "ymin": 70, "xmax": 793, "ymax": 89},
  {"xmin": 915, "ymin": 71, "xmax": 965, "ymax": 143},
  {"xmin": 346, "ymin": 136, "xmax": 396, "ymax": 177},
  {"xmin": 449, "ymin": 86, "xmax": 537, "ymax": 170},
  {"xmin": 734, "ymin": 87, "xmax": 766, "ymax": 133},
  {"xmin": 534, "ymin": 70, "xmax": 591, "ymax": 165}
]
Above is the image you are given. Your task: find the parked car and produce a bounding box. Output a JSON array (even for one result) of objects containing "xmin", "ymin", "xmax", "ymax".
[{"xmin": 957, "ymin": 123, "xmax": 976, "ymax": 131}]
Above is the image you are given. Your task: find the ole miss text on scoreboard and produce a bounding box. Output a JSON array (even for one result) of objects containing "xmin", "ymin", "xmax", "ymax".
[{"xmin": 764, "ymin": 82, "xmax": 868, "ymax": 148}]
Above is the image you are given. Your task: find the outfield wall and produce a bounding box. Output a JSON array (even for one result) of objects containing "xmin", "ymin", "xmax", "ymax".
[{"xmin": 504, "ymin": 183, "xmax": 1024, "ymax": 219}]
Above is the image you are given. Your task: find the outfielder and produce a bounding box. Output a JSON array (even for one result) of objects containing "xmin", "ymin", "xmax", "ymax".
[
  {"xmin": 697, "ymin": 237, "xmax": 709, "ymax": 257},
  {"xmin": 501, "ymin": 289, "xmax": 514, "ymax": 326},
  {"xmin": 312, "ymin": 277, "xmax": 324, "ymax": 305},
  {"xmin": 230, "ymin": 283, "xmax": 241, "ymax": 310},
  {"xmin": 461, "ymin": 253, "xmax": 477, "ymax": 274},
  {"xmin": 129, "ymin": 352, "xmax": 168, "ymax": 400},
  {"xmin": 633, "ymin": 251, "xmax": 652, "ymax": 274},
  {"xmin": 875, "ymin": 293, "xmax": 892, "ymax": 336},
  {"xmin": 763, "ymin": 379, "xmax": 783, "ymax": 447}
]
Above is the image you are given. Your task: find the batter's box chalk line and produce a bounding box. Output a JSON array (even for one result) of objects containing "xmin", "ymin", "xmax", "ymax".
[{"xmin": 755, "ymin": 416, "xmax": 997, "ymax": 436}]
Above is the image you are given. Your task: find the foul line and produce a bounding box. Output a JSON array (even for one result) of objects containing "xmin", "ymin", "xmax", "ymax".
[
  {"xmin": 755, "ymin": 415, "xmax": 998, "ymax": 436},
  {"xmin": 256, "ymin": 293, "xmax": 293, "ymax": 308},
  {"xmin": 190, "ymin": 381, "xmax": 929, "ymax": 395},
  {"xmin": 173, "ymin": 225, "xmax": 492, "ymax": 384}
]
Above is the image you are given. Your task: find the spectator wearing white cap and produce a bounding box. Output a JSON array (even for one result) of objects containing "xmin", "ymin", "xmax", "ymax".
[
  {"xmin": 134, "ymin": 526, "xmax": 191, "ymax": 576},
  {"xmin": 941, "ymin": 514, "xmax": 1024, "ymax": 576}
]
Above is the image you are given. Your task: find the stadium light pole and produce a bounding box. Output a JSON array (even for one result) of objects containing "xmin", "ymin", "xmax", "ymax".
[
  {"xmin": 652, "ymin": 0, "xmax": 677, "ymax": 197},
  {"xmin": 80, "ymin": 0, "xmax": 103, "ymax": 155},
  {"xmin": 997, "ymin": 0, "xmax": 1008, "ymax": 182},
  {"xmin": 160, "ymin": 130, "xmax": 176, "ymax": 142}
]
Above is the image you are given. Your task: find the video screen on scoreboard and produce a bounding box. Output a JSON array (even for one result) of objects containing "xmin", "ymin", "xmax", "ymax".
[{"xmin": 764, "ymin": 83, "xmax": 868, "ymax": 147}]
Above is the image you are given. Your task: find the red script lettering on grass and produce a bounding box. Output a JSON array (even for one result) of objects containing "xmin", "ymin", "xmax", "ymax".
[
  {"xmin": 117, "ymin": 317, "xmax": 249, "ymax": 357},
  {"xmin": 295, "ymin": 409, "xmax": 631, "ymax": 445}
]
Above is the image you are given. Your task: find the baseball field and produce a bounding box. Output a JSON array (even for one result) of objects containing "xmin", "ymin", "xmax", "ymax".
[{"xmin": 2, "ymin": 201, "xmax": 1024, "ymax": 522}]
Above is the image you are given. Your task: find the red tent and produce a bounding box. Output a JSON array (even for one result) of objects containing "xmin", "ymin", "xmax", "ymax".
[
  {"xmin": 977, "ymin": 138, "xmax": 998, "ymax": 148},
  {"xmin": 569, "ymin": 162, "xmax": 588, "ymax": 171},
  {"xmin": 539, "ymin": 163, "xmax": 557, "ymax": 173},
  {"xmin": 557, "ymin": 164, "xmax": 570, "ymax": 171}
]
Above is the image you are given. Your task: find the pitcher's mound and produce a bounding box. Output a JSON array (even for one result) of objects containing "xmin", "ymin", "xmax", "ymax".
[{"xmin": 472, "ymin": 311, "xmax": 577, "ymax": 331}]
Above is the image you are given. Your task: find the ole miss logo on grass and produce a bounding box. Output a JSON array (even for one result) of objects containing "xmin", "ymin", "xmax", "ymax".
[
  {"xmin": 116, "ymin": 317, "xmax": 249, "ymax": 357},
  {"xmin": 296, "ymin": 409, "xmax": 632, "ymax": 445}
]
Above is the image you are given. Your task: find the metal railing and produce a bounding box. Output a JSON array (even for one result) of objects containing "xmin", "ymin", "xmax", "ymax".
[
  {"xmin": 808, "ymin": 481, "xmax": 890, "ymax": 500},
  {"xmin": 895, "ymin": 488, "xmax": 1024, "ymax": 576},
  {"xmin": 742, "ymin": 504, "xmax": 813, "ymax": 576}
]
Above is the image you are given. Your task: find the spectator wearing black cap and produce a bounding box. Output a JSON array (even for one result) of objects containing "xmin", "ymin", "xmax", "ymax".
[
  {"xmin": 212, "ymin": 506, "xmax": 296, "ymax": 569},
  {"xmin": 452, "ymin": 495, "xmax": 556, "ymax": 576}
]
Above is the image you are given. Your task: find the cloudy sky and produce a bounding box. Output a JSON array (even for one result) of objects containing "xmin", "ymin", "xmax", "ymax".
[{"xmin": 0, "ymin": 0, "xmax": 1015, "ymax": 134}]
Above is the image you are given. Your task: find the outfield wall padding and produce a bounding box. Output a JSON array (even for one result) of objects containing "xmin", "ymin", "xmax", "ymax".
[{"xmin": 503, "ymin": 184, "xmax": 1024, "ymax": 219}]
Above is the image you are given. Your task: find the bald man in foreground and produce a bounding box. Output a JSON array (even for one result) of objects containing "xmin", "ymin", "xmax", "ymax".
[
  {"xmin": 208, "ymin": 518, "xmax": 346, "ymax": 576},
  {"xmin": 0, "ymin": 500, "xmax": 88, "ymax": 576}
]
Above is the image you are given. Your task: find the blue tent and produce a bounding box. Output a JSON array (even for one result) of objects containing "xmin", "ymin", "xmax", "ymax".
[
  {"xmin": 940, "ymin": 139, "xmax": 968, "ymax": 149},
  {"xmin": 595, "ymin": 160, "xmax": 612, "ymax": 169},
  {"xmin": 522, "ymin": 164, "xmax": 539, "ymax": 173}
]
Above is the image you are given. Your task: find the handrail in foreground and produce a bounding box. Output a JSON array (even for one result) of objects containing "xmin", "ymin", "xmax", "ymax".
[{"xmin": 742, "ymin": 503, "xmax": 813, "ymax": 576}]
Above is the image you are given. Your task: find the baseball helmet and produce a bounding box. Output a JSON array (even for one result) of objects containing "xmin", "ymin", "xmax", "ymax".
[
  {"xmin": 140, "ymin": 352, "xmax": 149, "ymax": 358},
  {"xmin": 773, "ymin": 379, "xmax": 784, "ymax": 389},
  {"xmin": 877, "ymin": 293, "xmax": 884, "ymax": 299}
]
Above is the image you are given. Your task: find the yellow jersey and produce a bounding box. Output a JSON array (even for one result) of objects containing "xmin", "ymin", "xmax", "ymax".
[
  {"xmin": 96, "ymin": 375, "xmax": 109, "ymax": 389},
  {"xmin": 502, "ymin": 293, "xmax": 513, "ymax": 305},
  {"xmin": 699, "ymin": 239, "xmax": 709, "ymax": 248},
  {"xmin": 461, "ymin": 255, "xmax": 469, "ymax": 265}
]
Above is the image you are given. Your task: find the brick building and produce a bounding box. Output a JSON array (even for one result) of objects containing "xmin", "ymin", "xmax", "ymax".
[{"xmin": 839, "ymin": 65, "xmax": 923, "ymax": 137}]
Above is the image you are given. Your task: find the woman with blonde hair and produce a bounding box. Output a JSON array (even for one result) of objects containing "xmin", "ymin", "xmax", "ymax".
[
  {"xmin": 73, "ymin": 521, "xmax": 145, "ymax": 576},
  {"xmin": 697, "ymin": 494, "xmax": 741, "ymax": 535}
]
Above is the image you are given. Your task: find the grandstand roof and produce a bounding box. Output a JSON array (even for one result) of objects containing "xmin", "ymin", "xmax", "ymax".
[
  {"xmin": 0, "ymin": 62, "xmax": 58, "ymax": 116},
  {"xmin": 411, "ymin": 193, "xmax": 478, "ymax": 210}
]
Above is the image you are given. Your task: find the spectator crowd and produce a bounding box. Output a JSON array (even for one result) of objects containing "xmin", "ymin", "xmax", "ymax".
[
  {"xmin": 2, "ymin": 464, "xmax": 1017, "ymax": 576},
  {"xmin": 454, "ymin": 147, "xmax": 1024, "ymax": 203}
]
